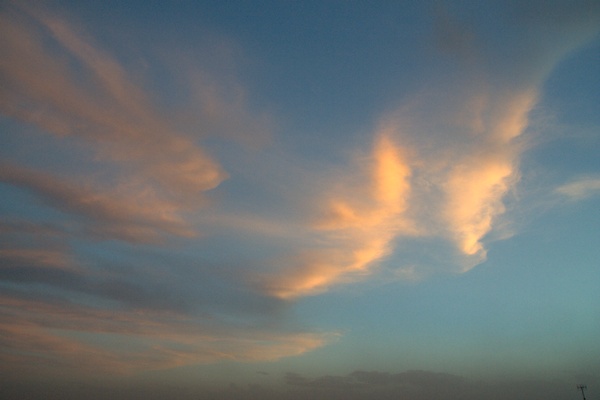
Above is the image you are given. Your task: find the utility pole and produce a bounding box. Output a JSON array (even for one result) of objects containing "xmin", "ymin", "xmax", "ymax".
[{"xmin": 577, "ymin": 384, "xmax": 587, "ymax": 400}]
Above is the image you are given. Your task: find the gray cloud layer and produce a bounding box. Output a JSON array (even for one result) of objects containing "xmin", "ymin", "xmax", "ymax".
[{"xmin": 1, "ymin": 369, "xmax": 591, "ymax": 400}]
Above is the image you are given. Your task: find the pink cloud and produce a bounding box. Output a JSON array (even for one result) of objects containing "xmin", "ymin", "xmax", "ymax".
[
  {"xmin": 0, "ymin": 294, "xmax": 334, "ymax": 376},
  {"xmin": 0, "ymin": 4, "xmax": 275, "ymax": 243},
  {"xmin": 0, "ymin": 161, "xmax": 195, "ymax": 242}
]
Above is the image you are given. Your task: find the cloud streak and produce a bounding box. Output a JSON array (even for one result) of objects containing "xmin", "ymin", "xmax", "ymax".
[
  {"xmin": 0, "ymin": 293, "xmax": 334, "ymax": 377},
  {"xmin": 555, "ymin": 176, "xmax": 600, "ymax": 200},
  {"xmin": 0, "ymin": 3, "xmax": 327, "ymax": 375},
  {"xmin": 0, "ymin": 161, "xmax": 195, "ymax": 242},
  {"xmin": 0, "ymin": 2, "xmax": 245, "ymax": 250},
  {"xmin": 0, "ymin": 5, "xmax": 226, "ymax": 198}
]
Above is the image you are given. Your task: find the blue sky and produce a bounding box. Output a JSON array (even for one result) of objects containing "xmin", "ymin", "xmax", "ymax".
[{"xmin": 1, "ymin": 1, "xmax": 599, "ymax": 399}]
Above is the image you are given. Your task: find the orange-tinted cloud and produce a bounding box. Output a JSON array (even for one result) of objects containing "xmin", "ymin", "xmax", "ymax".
[
  {"xmin": 442, "ymin": 153, "xmax": 516, "ymax": 260},
  {"xmin": 1, "ymin": 1, "xmax": 599, "ymax": 379},
  {"xmin": 0, "ymin": 161, "xmax": 195, "ymax": 242},
  {"xmin": 0, "ymin": 3, "xmax": 274, "ymax": 244},
  {"xmin": 0, "ymin": 248, "xmax": 75, "ymax": 271},
  {"xmin": 0, "ymin": 6, "xmax": 227, "ymax": 197},
  {"xmin": 441, "ymin": 91, "xmax": 536, "ymax": 265},
  {"xmin": 0, "ymin": 294, "xmax": 334, "ymax": 377},
  {"xmin": 258, "ymin": 134, "xmax": 415, "ymax": 299},
  {"xmin": 254, "ymin": 83, "xmax": 539, "ymax": 295},
  {"xmin": 0, "ymin": 4, "xmax": 325, "ymax": 375}
]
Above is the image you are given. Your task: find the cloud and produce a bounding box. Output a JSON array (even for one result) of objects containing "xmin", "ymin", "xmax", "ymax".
[
  {"xmin": 0, "ymin": 161, "xmax": 197, "ymax": 242},
  {"xmin": 0, "ymin": 248, "xmax": 75, "ymax": 272},
  {"xmin": 251, "ymin": 81, "xmax": 537, "ymax": 297},
  {"xmin": 373, "ymin": 61, "xmax": 542, "ymax": 271},
  {"xmin": 1, "ymin": 1, "xmax": 600, "ymax": 380},
  {"xmin": 0, "ymin": 2, "xmax": 253, "ymax": 246},
  {"xmin": 285, "ymin": 369, "xmax": 464, "ymax": 391},
  {"xmin": 555, "ymin": 176, "xmax": 600, "ymax": 200},
  {"xmin": 0, "ymin": 3, "xmax": 330, "ymax": 376},
  {"xmin": 254, "ymin": 133, "xmax": 416, "ymax": 299},
  {"xmin": 0, "ymin": 215, "xmax": 335, "ymax": 375},
  {"xmin": 277, "ymin": 370, "xmax": 581, "ymax": 400},
  {"xmin": 0, "ymin": 5, "xmax": 227, "ymax": 198},
  {"xmin": 0, "ymin": 368, "xmax": 589, "ymax": 400},
  {"xmin": 249, "ymin": 0, "xmax": 600, "ymax": 295},
  {"xmin": 0, "ymin": 292, "xmax": 334, "ymax": 377}
]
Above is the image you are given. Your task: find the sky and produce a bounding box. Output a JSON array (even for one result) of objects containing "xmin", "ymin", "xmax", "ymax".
[{"xmin": 1, "ymin": 1, "xmax": 599, "ymax": 399}]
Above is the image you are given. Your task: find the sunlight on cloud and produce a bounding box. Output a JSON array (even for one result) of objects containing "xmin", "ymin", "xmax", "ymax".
[
  {"xmin": 488, "ymin": 92, "xmax": 537, "ymax": 142},
  {"xmin": 443, "ymin": 155, "xmax": 515, "ymax": 261},
  {"xmin": 0, "ymin": 161, "xmax": 195, "ymax": 242},
  {"xmin": 248, "ymin": 83, "xmax": 548, "ymax": 296},
  {"xmin": 309, "ymin": 87, "xmax": 537, "ymax": 275},
  {"xmin": 373, "ymin": 134, "xmax": 412, "ymax": 210},
  {"xmin": 0, "ymin": 4, "xmax": 227, "ymax": 226},
  {"xmin": 0, "ymin": 3, "xmax": 324, "ymax": 375},
  {"xmin": 442, "ymin": 91, "xmax": 536, "ymax": 266},
  {"xmin": 260, "ymin": 134, "xmax": 415, "ymax": 299}
]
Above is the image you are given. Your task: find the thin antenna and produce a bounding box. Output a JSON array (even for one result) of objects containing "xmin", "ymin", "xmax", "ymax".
[{"xmin": 577, "ymin": 384, "xmax": 587, "ymax": 400}]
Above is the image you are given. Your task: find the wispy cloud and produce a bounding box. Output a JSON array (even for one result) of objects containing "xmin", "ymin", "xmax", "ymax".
[
  {"xmin": 256, "ymin": 133, "xmax": 416, "ymax": 298},
  {"xmin": 0, "ymin": 2, "xmax": 244, "ymax": 248},
  {"xmin": 246, "ymin": 1, "xmax": 600, "ymax": 293},
  {"xmin": 0, "ymin": 293, "xmax": 334, "ymax": 377},
  {"xmin": 0, "ymin": 161, "xmax": 195, "ymax": 242},
  {"xmin": 439, "ymin": 91, "xmax": 536, "ymax": 265},
  {"xmin": 250, "ymin": 82, "xmax": 538, "ymax": 296},
  {"xmin": 555, "ymin": 176, "xmax": 600, "ymax": 200},
  {"xmin": 0, "ymin": 6, "xmax": 226, "ymax": 199},
  {"xmin": 0, "ymin": 3, "xmax": 325, "ymax": 375}
]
